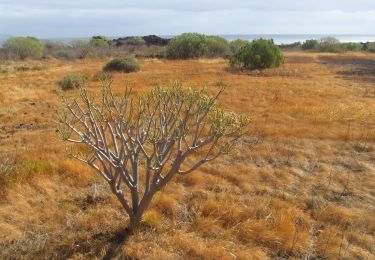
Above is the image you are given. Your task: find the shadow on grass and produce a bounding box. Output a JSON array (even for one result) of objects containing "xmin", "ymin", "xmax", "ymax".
[
  {"xmin": 101, "ymin": 228, "xmax": 132, "ymax": 260},
  {"xmin": 225, "ymin": 66, "xmax": 301, "ymax": 77},
  {"xmin": 319, "ymin": 55, "xmax": 375, "ymax": 84},
  {"xmin": 337, "ymin": 67, "xmax": 375, "ymax": 83}
]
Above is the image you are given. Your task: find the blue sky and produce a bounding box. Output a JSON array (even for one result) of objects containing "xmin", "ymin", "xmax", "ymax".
[{"xmin": 1, "ymin": 0, "xmax": 374, "ymax": 38}]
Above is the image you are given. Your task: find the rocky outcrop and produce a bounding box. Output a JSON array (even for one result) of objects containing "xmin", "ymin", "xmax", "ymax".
[
  {"xmin": 108, "ymin": 35, "xmax": 170, "ymax": 47},
  {"xmin": 142, "ymin": 35, "xmax": 170, "ymax": 46}
]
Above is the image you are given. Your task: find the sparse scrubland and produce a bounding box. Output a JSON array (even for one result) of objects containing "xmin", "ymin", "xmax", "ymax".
[
  {"xmin": 1, "ymin": 34, "xmax": 375, "ymax": 62},
  {"xmin": 281, "ymin": 37, "xmax": 375, "ymax": 53},
  {"xmin": 0, "ymin": 34, "xmax": 375, "ymax": 259}
]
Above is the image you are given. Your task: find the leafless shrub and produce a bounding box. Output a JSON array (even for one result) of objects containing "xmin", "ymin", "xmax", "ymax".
[{"xmin": 59, "ymin": 82, "xmax": 248, "ymax": 230}]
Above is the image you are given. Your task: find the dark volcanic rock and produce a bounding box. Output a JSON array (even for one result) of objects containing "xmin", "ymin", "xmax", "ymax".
[
  {"xmin": 108, "ymin": 36, "xmax": 144, "ymax": 47},
  {"xmin": 109, "ymin": 35, "xmax": 170, "ymax": 47},
  {"xmin": 142, "ymin": 35, "xmax": 170, "ymax": 46}
]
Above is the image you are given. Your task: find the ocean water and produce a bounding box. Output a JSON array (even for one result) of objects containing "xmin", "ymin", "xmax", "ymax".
[{"xmin": 218, "ymin": 34, "xmax": 375, "ymax": 44}]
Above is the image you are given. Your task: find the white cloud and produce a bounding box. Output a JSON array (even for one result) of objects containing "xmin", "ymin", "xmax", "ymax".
[{"xmin": 0, "ymin": 1, "xmax": 374, "ymax": 37}]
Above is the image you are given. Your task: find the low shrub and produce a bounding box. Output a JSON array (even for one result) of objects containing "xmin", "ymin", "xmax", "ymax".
[
  {"xmin": 301, "ymin": 39, "xmax": 319, "ymax": 50},
  {"xmin": 342, "ymin": 42, "xmax": 363, "ymax": 51},
  {"xmin": 302, "ymin": 38, "xmax": 363, "ymax": 52},
  {"xmin": 93, "ymin": 71, "xmax": 113, "ymax": 82},
  {"xmin": 229, "ymin": 39, "xmax": 248, "ymax": 54},
  {"xmin": 57, "ymin": 74, "xmax": 88, "ymax": 90},
  {"xmin": 3, "ymin": 36, "xmax": 44, "ymax": 60},
  {"xmin": 53, "ymin": 51, "xmax": 77, "ymax": 60},
  {"xmin": 166, "ymin": 33, "xmax": 208, "ymax": 59},
  {"xmin": 166, "ymin": 33, "xmax": 229, "ymax": 59},
  {"xmin": 318, "ymin": 37, "xmax": 342, "ymax": 52},
  {"xmin": 43, "ymin": 40, "xmax": 66, "ymax": 52},
  {"xmin": 70, "ymin": 40, "xmax": 91, "ymax": 59},
  {"xmin": 206, "ymin": 36, "xmax": 230, "ymax": 57},
  {"xmin": 230, "ymin": 39, "xmax": 284, "ymax": 70},
  {"xmin": 103, "ymin": 57, "xmax": 140, "ymax": 73},
  {"xmin": 43, "ymin": 41, "xmax": 74, "ymax": 59},
  {"xmin": 122, "ymin": 36, "xmax": 146, "ymax": 46},
  {"xmin": 89, "ymin": 36, "xmax": 109, "ymax": 48},
  {"xmin": 363, "ymin": 42, "xmax": 375, "ymax": 52},
  {"xmin": 45, "ymin": 38, "xmax": 110, "ymax": 60}
]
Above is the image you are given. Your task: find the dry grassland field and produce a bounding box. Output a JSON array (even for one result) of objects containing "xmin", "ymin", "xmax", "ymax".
[{"xmin": 0, "ymin": 52, "xmax": 374, "ymax": 259}]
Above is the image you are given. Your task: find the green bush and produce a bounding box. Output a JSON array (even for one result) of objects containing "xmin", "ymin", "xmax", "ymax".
[
  {"xmin": 103, "ymin": 57, "xmax": 140, "ymax": 73},
  {"xmin": 229, "ymin": 39, "xmax": 248, "ymax": 54},
  {"xmin": 166, "ymin": 33, "xmax": 208, "ymax": 59},
  {"xmin": 122, "ymin": 36, "xmax": 146, "ymax": 46},
  {"xmin": 206, "ymin": 36, "xmax": 230, "ymax": 57},
  {"xmin": 318, "ymin": 37, "xmax": 342, "ymax": 52},
  {"xmin": 301, "ymin": 39, "xmax": 318, "ymax": 50},
  {"xmin": 3, "ymin": 36, "xmax": 44, "ymax": 60},
  {"xmin": 302, "ymin": 39, "xmax": 363, "ymax": 52},
  {"xmin": 342, "ymin": 42, "xmax": 363, "ymax": 51},
  {"xmin": 93, "ymin": 71, "xmax": 113, "ymax": 82},
  {"xmin": 57, "ymin": 74, "xmax": 88, "ymax": 90},
  {"xmin": 166, "ymin": 33, "xmax": 231, "ymax": 59},
  {"xmin": 90, "ymin": 36, "xmax": 109, "ymax": 48},
  {"xmin": 364, "ymin": 42, "xmax": 375, "ymax": 52},
  {"xmin": 230, "ymin": 39, "xmax": 284, "ymax": 70}
]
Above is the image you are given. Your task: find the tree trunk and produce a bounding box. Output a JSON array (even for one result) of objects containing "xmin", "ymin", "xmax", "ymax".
[
  {"xmin": 126, "ymin": 191, "xmax": 155, "ymax": 232},
  {"xmin": 128, "ymin": 216, "xmax": 142, "ymax": 232}
]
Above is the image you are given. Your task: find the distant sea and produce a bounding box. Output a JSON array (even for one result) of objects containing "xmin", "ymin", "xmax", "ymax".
[
  {"xmin": 1, "ymin": 34, "xmax": 375, "ymax": 45},
  {"xmin": 217, "ymin": 34, "xmax": 375, "ymax": 44}
]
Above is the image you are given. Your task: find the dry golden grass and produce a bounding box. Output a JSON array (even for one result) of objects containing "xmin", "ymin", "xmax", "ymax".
[{"xmin": 0, "ymin": 52, "xmax": 374, "ymax": 259}]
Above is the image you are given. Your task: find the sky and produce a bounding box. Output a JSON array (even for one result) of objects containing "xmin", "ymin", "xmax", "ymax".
[{"xmin": 0, "ymin": 0, "xmax": 375, "ymax": 38}]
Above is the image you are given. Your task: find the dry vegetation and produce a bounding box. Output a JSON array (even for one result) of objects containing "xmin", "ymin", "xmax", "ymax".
[{"xmin": 0, "ymin": 51, "xmax": 374, "ymax": 259}]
